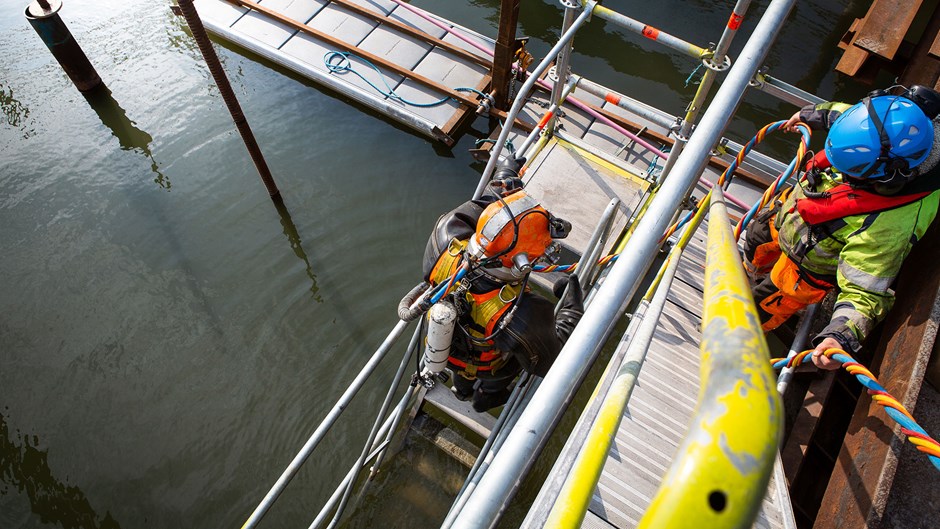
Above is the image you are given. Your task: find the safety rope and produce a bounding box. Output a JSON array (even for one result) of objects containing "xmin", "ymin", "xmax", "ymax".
[
  {"xmin": 475, "ymin": 137, "xmax": 517, "ymax": 156},
  {"xmin": 661, "ymin": 120, "xmax": 811, "ymax": 242},
  {"xmin": 731, "ymin": 122, "xmax": 811, "ymax": 239},
  {"xmin": 684, "ymin": 62, "xmax": 704, "ymax": 88},
  {"xmin": 323, "ymin": 51, "xmax": 488, "ymax": 107},
  {"xmin": 771, "ymin": 349, "xmax": 940, "ymax": 471}
]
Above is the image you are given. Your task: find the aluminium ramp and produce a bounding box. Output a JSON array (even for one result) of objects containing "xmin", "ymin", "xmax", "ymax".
[
  {"xmin": 192, "ymin": 0, "xmax": 492, "ymax": 144},
  {"xmin": 580, "ymin": 220, "xmax": 793, "ymax": 529}
]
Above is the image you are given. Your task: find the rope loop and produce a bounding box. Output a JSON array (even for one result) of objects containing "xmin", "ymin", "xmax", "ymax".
[{"xmin": 323, "ymin": 50, "xmax": 475, "ymax": 108}]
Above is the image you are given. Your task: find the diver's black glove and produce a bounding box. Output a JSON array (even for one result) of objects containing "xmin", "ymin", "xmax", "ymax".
[
  {"xmin": 491, "ymin": 156, "xmax": 527, "ymax": 195},
  {"xmin": 553, "ymin": 275, "xmax": 584, "ymax": 343}
]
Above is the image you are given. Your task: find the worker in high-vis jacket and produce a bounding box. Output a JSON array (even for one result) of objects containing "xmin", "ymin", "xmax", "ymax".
[
  {"xmin": 743, "ymin": 86, "xmax": 940, "ymax": 370},
  {"xmin": 415, "ymin": 158, "xmax": 584, "ymax": 412}
]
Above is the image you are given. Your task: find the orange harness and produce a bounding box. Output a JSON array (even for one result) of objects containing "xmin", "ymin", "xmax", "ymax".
[{"xmin": 428, "ymin": 238, "xmax": 519, "ymax": 378}]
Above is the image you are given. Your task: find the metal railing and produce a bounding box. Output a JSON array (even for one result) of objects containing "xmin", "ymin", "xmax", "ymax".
[
  {"xmin": 636, "ymin": 187, "xmax": 782, "ymax": 528},
  {"xmin": 232, "ymin": 0, "xmax": 827, "ymax": 525},
  {"xmin": 450, "ymin": 1, "xmax": 799, "ymax": 526},
  {"xmin": 533, "ymin": 193, "xmax": 709, "ymax": 528}
]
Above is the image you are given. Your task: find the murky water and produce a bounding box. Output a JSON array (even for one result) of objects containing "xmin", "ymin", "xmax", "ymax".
[{"xmin": 1, "ymin": 0, "xmax": 870, "ymax": 527}]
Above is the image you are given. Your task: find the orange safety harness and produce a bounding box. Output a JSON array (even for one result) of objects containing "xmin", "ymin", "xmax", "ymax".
[{"xmin": 428, "ymin": 238, "xmax": 519, "ymax": 378}]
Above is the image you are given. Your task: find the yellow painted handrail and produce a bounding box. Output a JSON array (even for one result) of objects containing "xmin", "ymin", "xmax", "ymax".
[
  {"xmin": 542, "ymin": 194, "xmax": 710, "ymax": 528},
  {"xmin": 638, "ymin": 187, "xmax": 782, "ymax": 528}
]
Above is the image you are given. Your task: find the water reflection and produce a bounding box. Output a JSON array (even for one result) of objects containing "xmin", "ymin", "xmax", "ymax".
[
  {"xmin": 81, "ymin": 85, "xmax": 170, "ymax": 190},
  {"xmin": 273, "ymin": 196, "xmax": 323, "ymax": 301},
  {"xmin": 1, "ymin": 82, "xmax": 33, "ymax": 138},
  {"xmin": 0, "ymin": 413, "xmax": 122, "ymax": 529}
]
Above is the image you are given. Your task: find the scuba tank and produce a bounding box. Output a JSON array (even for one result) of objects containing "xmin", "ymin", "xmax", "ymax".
[{"xmin": 422, "ymin": 301, "xmax": 456, "ymax": 376}]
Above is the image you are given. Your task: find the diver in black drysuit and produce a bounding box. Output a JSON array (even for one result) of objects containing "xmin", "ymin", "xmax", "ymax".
[{"xmin": 419, "ymin": 159, "xmax": 584, "ymax": 412}]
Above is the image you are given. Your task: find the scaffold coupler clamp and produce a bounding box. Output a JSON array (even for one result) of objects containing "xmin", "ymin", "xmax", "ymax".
[
  {"xmin": 476, "ymin": 92, "xmax": 496, "ymax": 115},
  {"xmin": 703, "ymin": 43, "xmax": 731, "ymax": 72},
  {"xmin": 749, "ymin": 66, "xmax": 769, "ymax": 89},
  {"xmin": 411, "ymin": 371, "xmax": 437, "ymax": 389}
]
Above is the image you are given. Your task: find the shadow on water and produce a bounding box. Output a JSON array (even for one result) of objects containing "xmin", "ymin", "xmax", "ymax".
[
  {"xmin": 273, "ymin": 195, "xmax": 323, "ymax": 302},
  {"xmin": 81, "ymin": 85, "xmax": 171, "ymax": 191},
  {"xmin": 0, "ymin": 413, "xmax": 121, "ymax": 529}
]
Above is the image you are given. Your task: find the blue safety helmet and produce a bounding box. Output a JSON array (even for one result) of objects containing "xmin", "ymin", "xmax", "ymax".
[{"xmin": 825, "ymin": 95, "xmax": 934, "ymax": 179}]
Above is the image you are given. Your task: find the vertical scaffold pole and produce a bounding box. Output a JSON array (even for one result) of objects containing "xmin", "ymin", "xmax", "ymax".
[
  {"xmin": 657, "ymin": 0, "xmax": 754, "ymax": 182},
  {"xmin": 175, "ymin": 0, "xmax": 280, "ymax": 198},
  {"xmin": 547, "ymin": 0, "xmax": 580, "ymax": 132},
  {"xmin": 25, "ymin": 0, "xmax": 103, "ymax": 92}
]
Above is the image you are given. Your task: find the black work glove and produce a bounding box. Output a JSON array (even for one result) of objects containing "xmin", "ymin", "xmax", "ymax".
[
  {"xmin": 490, "ymin": 156, "xmax": 527, "ymax": 195},
  {"xmin": 553, "ymin": 275, "xmax": 584, "ymax": 344}
]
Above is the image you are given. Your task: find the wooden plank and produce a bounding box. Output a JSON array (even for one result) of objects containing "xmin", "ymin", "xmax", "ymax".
[
  {"xmin": 439, "ymin": 74, "xmax": 491, "ymax": 142},
  {"xmin": 852, "ymin": 0, "xmax": 923, "ymax": 60},
  {"xmin": 222, "ymin": 0, "xmax": 480, "ymax": 107}
]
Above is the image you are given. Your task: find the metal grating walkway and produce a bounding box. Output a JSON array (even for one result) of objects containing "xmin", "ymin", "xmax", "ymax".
[{"xmin": 583, "ymin": 220, "xmax": 793, "ymax": 529}]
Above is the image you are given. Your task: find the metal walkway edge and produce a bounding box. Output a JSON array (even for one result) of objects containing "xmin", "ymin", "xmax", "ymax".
[
  {"xmin": 526, "ymin": 218, "xmax": 795, "ymax": 529},
  {"xmin": 193, "ymin": 0, "xmax": 492, "ymax": 145},
  {"xmin": 587, "ymin": 220, "xmax": 791, "ymax": 528}
]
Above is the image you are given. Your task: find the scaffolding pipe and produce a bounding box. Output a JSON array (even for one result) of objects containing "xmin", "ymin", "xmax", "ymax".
[
  {"xmin": 540, "ymin": 86, "xmax": 752, "ymax": 211},
  {"xmin": 528, "ymin": 193, "xmax": 707, "ymax": 528},
  {"xmin": 573, "ymin": 76, "xmax": 677, "ymax": 131},
  {"xmin": 241, "ymin": 319, "xmax": 413, "ymax": 529},
  {"xmin": 449, "ymin": 1, "xmax": 797, "ymax": 525},
  {"xmin": 543, "ymin": 238, "xmax": 684, "ymax": 528},
  {"xmin": 443, "ymin": 378, "xmax": 538, "ymax": 528},
  {"xmin": 776, "ymin": 303, "xmax": 819, "ymax": 395},
  {"xmin": 370, "ymin": 321, "xmax": 428, "ymax": 476},
  {"xmin": 637, "ymin": 186, "xmax": 781, "ymax": 528},
  {"xmin": 516, "ymin": 76, "xmax": 578, "ymax": 157},
  {"xmin": 325, "ymin": 322, "xmax": 423, "ymax": 529},
  {"xmin": 547, "ymin": 2, "xmax": 578, "ymax": 132},
  {"xmin": 752, "ymin": 71, "xmax": 826, "ymax": 108},
  {"xmin": 440, "ymin": 377, "xmax": 534, "ymax": 529},
  {"xmin": 592, "ymin": 5, "xmax": 710, "ymax": 60},
  {"xmin": 307, "ymin": 387, "xmax": 415, "ymax": 529},
  {"xmin": 657, "ymin": 0, "xmax": 753, "ymax": 182},
  {"xmin": 571, "ymin": 198, "xmax": 620, "ymax": 291},
  {"xmin": 472, "ymin": 1, "xmax": 597, "ymax": 200},
  {"xmin": 537, "ymin": 77, "xmax": 668, "ymax": 158}
]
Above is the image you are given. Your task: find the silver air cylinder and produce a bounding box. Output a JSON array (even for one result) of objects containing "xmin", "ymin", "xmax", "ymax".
[{"xmin": 423, "ymin": 301, "xmax": 457, "ymax": 375}]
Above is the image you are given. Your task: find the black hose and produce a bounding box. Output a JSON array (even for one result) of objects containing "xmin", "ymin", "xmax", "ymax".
[{"xmin": 398, "ymin": 281, "xmax": 430, "ymax": 322}]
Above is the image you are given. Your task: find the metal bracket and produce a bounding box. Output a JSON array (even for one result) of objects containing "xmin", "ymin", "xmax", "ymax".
[
  {"xmin": 704, "ymin": 53, "xmax": 732, "ymax": 72},
  {"xmin": 749, "ymin": 66, "xmax": 769, "ymax": 88},
  {"xmin": 559, "ymin": 0, "xmax": 581, "ymax": 9}
]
